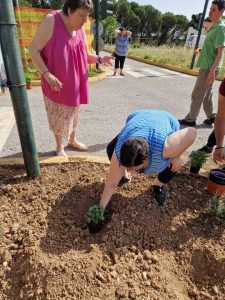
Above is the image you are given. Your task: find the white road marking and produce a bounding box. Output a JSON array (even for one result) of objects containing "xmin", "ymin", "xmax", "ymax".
[
  {"xmin": 140, "ymin": 68, "xmax": 171, "ymax": 78},
  {"xmin": 160, "ymin": 68, "xmax": 190, "ymax": 78},
  {"xmin": 0, "ymin": 107, "xmax": 15, "ymax": 152}
]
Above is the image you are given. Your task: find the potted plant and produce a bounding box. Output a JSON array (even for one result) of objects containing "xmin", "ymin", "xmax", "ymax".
[
  {"xmin": 24, "ymin": 72, "xmax": 32, "ymax": 89},
  {"xmin": 87, "ymin": 204, "xmax": 105, "ymax": 234},
  {"xmin": 190, "ymin": 150, "xmax": 207, "ymax": 174}
]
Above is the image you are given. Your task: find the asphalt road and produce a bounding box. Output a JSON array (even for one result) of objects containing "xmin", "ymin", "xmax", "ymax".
[{"xmin": 0, "ymin": 56, "xmax": 221, "ymax": 158}]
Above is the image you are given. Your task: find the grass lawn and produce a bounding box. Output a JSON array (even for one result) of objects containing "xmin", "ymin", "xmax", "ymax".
[{"xmin": 106, "ymin": 44, "xmax": 225, "ymax": 75}]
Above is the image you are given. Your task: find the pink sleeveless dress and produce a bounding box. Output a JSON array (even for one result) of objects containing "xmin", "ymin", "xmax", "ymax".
[
  {"xmin": 40, "ymin": 11, "xmax": 89, "ymax": 140},
  {"xmin": 41, "ymin": 11, "xmax": 89, "ymax": 106}
]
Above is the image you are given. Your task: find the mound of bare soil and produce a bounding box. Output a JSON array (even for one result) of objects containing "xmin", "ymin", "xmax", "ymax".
[{"xmin": 0, "ymin": 160, "xmax": 224, "ymax": 300}]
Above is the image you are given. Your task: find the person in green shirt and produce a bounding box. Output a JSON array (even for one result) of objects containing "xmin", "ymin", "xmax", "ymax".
[{"xmin": 179, "ymin": 0, "xmax": 225, "ymax": 127}]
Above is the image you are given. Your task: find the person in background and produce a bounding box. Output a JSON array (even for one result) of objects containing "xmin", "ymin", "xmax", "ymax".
[
  {"xmin": 113, "ymin": 27, "xmax": 132, "ymax": 76},
  {"xmin": 30, "ymin": 0, "xmax": 114, "ymax": 156},
  {"xmin": 198, "ymin": 77, "xmax": 225, "ymax": 163},
  {"xmin": 88, "ymin": 109, "xmax": 196, "ymax": 233},
  {"xmin": 179, "ymin": 0, "xmax": 225, "ymax": 127}
]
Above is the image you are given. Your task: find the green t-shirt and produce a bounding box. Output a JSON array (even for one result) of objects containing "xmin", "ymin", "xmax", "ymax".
[{"xmin": 196, "ymin": 20, "xmax": 225, "ymax": 70}]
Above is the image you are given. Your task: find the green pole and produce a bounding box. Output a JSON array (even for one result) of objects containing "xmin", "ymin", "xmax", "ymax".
[{"xmin": 0, "ymin": 0, "xmax": 40, "ymax": 178}]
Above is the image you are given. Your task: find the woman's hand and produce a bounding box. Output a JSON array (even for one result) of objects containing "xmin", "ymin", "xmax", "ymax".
[
  {"xmin": 169, "ymin": 156, "xmax": 182, "ymax": 172},
  {"xmin": 43, "ymin": 72, "xmax": 63, "ymax": 92},
  {"xmin": 101, "ymin": 55, "xmax": 115, "ymax": 67}
]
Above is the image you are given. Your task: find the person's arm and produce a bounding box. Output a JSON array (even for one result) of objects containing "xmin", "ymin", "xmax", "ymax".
[
  {"xmin": 213, "ymin": 92, "xmax": 225, "ymax": 162},
  {"xmin": 29, "ymin": 14, "xmax": 63, "ymax": 91},
  {"xmin": 87, "ymin": 53, "xmax": 115, "ymax": 66},
  {"xmin": 114, "ymin": 30, "xmax": 120, "ymax": 37},
  {"xmin": 99, "ymin": 152, "xmax": 125, "ymax": 209},
  {"xmin": 126, "ymin": 30, "xmax": 132, "ymax": 37},
  {"xmin": 82, "ymin": 29, "xmax": 115, "ymax": 66},
  {"xmin": 207, "ymin": 46, "xmax": 225, "ymax": 85}
]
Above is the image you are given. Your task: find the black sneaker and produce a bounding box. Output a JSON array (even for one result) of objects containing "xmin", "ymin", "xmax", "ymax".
[
  {"xmin": 178, "ymin": 119, "xmax": 196, "ymax": 127},
  {"xmin": 203, "ymin": 117, "xmax": 215, "ymax": 125},
  {"xmin": 198, "ymin": 145, "xmax": 213, "ymax": 154},
  {"xmin": 152, "ymin": 185, "xmax": 166, "ymax": 206},
  {"xmin": 120, "ymin": 73, "xmax": 125, "ymax": 76},
  {"xmin": 117, "ymin": 176, "xmax": 131, "ymax": 188}
]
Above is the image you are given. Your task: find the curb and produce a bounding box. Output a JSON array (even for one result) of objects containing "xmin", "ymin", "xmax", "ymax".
[
  {"xmin": 104, "ymin": 49, "xmax": 224, "ymax": 81},
  {"xmin": 0, "ymin": 155, "xmax": 109, "ymax": 166},
  {"xmin": 31, "ymin": 70, "xmax": 107, "ymax": 86}
]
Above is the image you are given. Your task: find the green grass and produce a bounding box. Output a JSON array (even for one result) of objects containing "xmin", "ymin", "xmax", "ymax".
[{"xmin": 105, "ymin": 44, "xmax": 225, "ymax": 74}]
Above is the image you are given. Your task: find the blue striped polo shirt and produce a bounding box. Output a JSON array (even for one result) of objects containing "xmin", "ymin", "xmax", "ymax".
[
  {"xmin": 115, "ymin": 34, "xmax": 129, "ymax": 56},
  {"xmin": 115, "ymin": 110, "xmax": 180, "ymax": 174}
]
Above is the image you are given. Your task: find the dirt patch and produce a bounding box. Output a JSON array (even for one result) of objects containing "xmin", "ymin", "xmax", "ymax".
[{"xmin": 0, "ymin": 160, "xmax": 224, "ymax": 300}]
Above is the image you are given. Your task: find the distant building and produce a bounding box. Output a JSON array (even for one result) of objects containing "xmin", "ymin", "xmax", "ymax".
[{"xmin": 185, "ymin": 23, "xmax": 209, "ymax": 49}]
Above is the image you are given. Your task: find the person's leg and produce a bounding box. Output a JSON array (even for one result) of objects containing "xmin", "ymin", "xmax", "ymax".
[
  {"xmin": 202, "ymin": 84, "xmax": 216, "ymax": 123},
  {"xmin": 43, "ymin": 96, "xmax": 67, "ymax": 156},
  {"xmin": 198, "ymin": 130, "xmax": 216, "ymax": 154},
  {"xmin": 120, "ymin": 56, "xmax": 126, "ymax": 75},
  {"xmin": 152, "ymin": 166, "xmax": 176, "ymax": 205},
  {"xmin": 183, "ymin": 69, "xmax": 210, "ymax": 123},
  {"xmin": 113, "ymin": 54, "xmax": 120, "ymax": 75},
  {"xmin": 54, "ymin": 134, "xmax": 67, "ymax": 156},
  {"xmin": 68, "ymin": 107, "xmax": 87, "ymax": 151}
]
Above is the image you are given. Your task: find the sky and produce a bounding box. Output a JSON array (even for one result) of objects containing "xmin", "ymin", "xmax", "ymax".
[{"xmin": 132, "ymin": 0, "xmax": 210, "ymax": 20}]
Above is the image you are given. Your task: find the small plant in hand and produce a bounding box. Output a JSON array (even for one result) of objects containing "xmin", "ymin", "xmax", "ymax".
[
  {"xmin": 88, "ymin": 204, "xmax": 105, "ymax": 223},
  {"xmin": 190, "ymin": 150, "xmax": 207, "ymax": 174},
  {"xmin": 208, "ymin": 195, "xmax": 225, "ymax": 223},
  {"xmin": 87, "ymin": 205, "xmax": 105, "ymax": 234}
]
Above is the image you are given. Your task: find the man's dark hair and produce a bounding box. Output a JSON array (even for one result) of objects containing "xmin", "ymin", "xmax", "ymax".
[
  {"xmin": 119, "ymin": 27, "xmax": 126, "ymax": 32},
  {"xmin": 212, "ymin": 0, "xmax": 225, "ymax": 11},
  {"xmin": 120, "ymin": 137, "xmax": 149, "ymax": 167},
  {"xmin": 62, "ymin": 0, "xmax": 93, "ymax": 15}
]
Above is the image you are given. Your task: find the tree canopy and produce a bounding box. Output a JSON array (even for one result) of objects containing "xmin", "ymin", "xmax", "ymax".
[{"xmin": 18, "ymin": 0, "xmax": 189, "ymax": 45}]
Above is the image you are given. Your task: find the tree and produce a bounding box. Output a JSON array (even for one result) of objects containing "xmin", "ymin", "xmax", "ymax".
[
  {"xmin": 115, "ymin": 0, "xmax": 140, "ymax": 34},
  {"xmin": 157, "ymin": 12, "xmax": 188, "ymax": 45},
  {"xmin": 102, "ymin": 15, "xmax": 118, "ymax": 44}
]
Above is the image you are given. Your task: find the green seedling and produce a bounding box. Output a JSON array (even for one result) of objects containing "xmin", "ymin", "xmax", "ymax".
[
  {"xmin": 24, "ymin": 72, "xmax": 32, "ymax": 83},
  {"xmin": 88, "ymin": 205, "xmax": 105, "ymax": 224},
  {"xmin": 208, "ymin": 196, "xmax": 225, "ymax": 223},
  {"xmin": 190, "ymin": 150, "xmax": 207, "ymax": 168}
]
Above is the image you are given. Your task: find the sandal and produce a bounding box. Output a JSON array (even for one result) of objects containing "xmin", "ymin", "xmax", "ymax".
[{"xmin": 67, "ymin": 142, "xmax": 88, "ymax": 152}]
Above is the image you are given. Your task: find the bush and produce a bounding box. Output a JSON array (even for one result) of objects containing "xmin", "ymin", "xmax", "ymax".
[
  {"xmin": 190, "ymin": 150, "xmax": 207, "ymax": 168},
  {"xmin": 132, "ymin": 43, "xmax": 142, "ymax": 49},
  {"xmin": 24, "ymin": 72, "xmax": 32, "ymax": 83},
  {"xmin": 208, "ymin": 196, "xmax": 225, "ymax": 223},
  {"xmin": 144, "ymin": 54, "xmax": 150, "ymax": 59}
]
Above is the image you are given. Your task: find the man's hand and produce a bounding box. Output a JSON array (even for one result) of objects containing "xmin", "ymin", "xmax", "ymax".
[
  {"xmin": 213, "ymin": 148, "xmax": 225, "ymax": 163},
  {"xmin": 207, "ymin": 69, "xmax": 216, "ymax": 85},
  {"xmin": 169, "ymin": 156, "xmax": 182, "ymax": 172},
  {"xmin": 194, "ymin": 48, "xmax": 201, "ymax": 55}
]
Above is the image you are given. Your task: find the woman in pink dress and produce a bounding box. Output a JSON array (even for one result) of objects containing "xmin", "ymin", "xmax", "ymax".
[{"xmin": 30, "ymin": 0, "xmax": 113, "ymax": 156}]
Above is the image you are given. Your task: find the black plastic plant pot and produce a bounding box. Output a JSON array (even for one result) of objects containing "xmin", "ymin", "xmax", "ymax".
[
  {"xmin": 88, "ymin": 220, "xmax": 104, "ymax": 234},
  {"xmin": 190, "ymin": 165, "xmax": 200, "ymax": 174}
]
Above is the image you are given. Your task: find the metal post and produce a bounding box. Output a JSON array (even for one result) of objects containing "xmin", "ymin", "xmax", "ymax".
[
  {"xmin": 95, "ymin": 0, "xmax": 100, "ymax": 70},
  {"xmin": 0, "ymin": 0, "xmax": 40, "ymax": 178},
  {"xmin": 190, "ymin": 0, "xmax": 209, "ymax": 69},
  {"xmin": 13, "ymin": 0, "xmax": 19, "ymax": 6}
]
